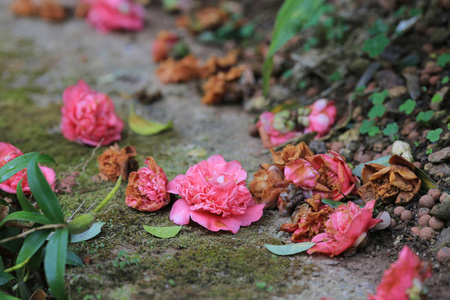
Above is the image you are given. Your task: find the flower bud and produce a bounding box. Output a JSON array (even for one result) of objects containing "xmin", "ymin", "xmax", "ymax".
[{"xmin": 67, "ymin": 213, "xmax": 95, "ymax": 234}]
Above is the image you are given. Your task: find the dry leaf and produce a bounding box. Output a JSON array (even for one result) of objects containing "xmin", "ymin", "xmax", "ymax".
[{"xmin": 201, "ymin": 65, "xmax": 245, "ymax": 105}]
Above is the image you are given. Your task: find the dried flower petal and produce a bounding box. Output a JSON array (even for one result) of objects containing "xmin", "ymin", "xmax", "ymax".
[
  {"xmin": 38, "ymin": 0, "xmax": 66, "ymax": 22},
  {"xmin": 9, "ymin": 0, "xmax": 38, "ymax": 17},
  {"xmin": 156, "ymin": 55, "xmax": 206, "ymax": 83},
  {"xmin": 271, "ymin": 142, "xmax": 314, "ymax": 170},
  {"xmin": 152, "ymin": 30, "xmax": 179, "ymax": 62},
  {"xmin": 175, "ymin": 7, "xmax": 228, "ymax": 33},
  {"xmin": 201, "ymin": 65, "xmax": 244, "ymax": 105},
  {"xmin": 249, "ymin": 164, "xmax": 284, "ymax": 209},
  {"xmin": 97, "ymin": 144, "xmax": 138, "ymax": 182}
]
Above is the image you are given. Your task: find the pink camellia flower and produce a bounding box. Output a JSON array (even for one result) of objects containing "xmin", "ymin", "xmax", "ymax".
[
  {"xmin": 307, "ymin": 200, "xmax": 380, "ymax": 257},
  {"xmin": 369, "ymin": 246, "xmax": 432, "ymax": 300},
  {"xmin": 306, "ymin": 99, "xmax": 337, "ymax": 137},
  {"xmin": 0, "ymin": 142, "xmax": 56, "ymax": 195},
  {"xmin": 125, "ymin": 156, "xmax": 170, "ymax": 212},
  {"xmin": 86, "ymin": 0, "xmax": 145, "ymax": 33},
  {"xmin": 168, "ymin": 154, "xmax": 265, "ymax": 233},
  {"xmin": 60, "ymin": 80, "xmax": 124, "ymax": 146},
  {"xmin": 257, "ymin": 111, "xmax": 302, "ymax": 149},
  {"xmin": 284, "ymin": 151, "xmax": 357, "ymax": 201}
]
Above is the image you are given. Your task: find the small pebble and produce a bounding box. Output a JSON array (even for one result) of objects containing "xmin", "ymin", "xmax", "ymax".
[
  {"xmin": 413, "ymin": 162, "xmax": 422, "ymax": 169},
  {"xmin": 330, "ymin": 142, "xmax": 344, "ymax": 152},
  {"xmin": 408, "ymin": 131, "xmax": 419, "ymax": 140},
  {"xmin": 429, "ymin": 217, "xmax": 445, "ymax": 231},
  {"xmin": 428, "ymin": 188, "xmax": 442, "ymax": 200},
  {"xmin": 373, "ymin": 154, "xmax": 382, "ymax": 160},
  {"xmin": 418, "ymin": 207, "xmax": 430, "ymax": 217},
  {"xmin": 389, "ymin": 218, "xmax": 397, "ymax": 228},
  {"xmin": 429, "ymin": 76, "xmax": 439, "ymax": 86},
  {"xmin": 394, "ymin": 206, "xmax": 406, "ymax": 216},
  {"xmin": 401, "ymin": 210, "xmax": 413, "ymax": 221},
  {"xmin": 440, "ymin": 192, "xmax": 449, "ymax": 203},
  {"xmin": 418, "ymin": 214, "xmax": 431, "ymax": 227},
  {"xmin": 360, "ymin": 154, "xmax": 372, "ymax": 163},
  {"xmin": 419, "ymin": 195, "xmax": 435, "ymax": 208},
  {"xmin": 420, "ymin": 74, "xmax": 430, "ymax": 85},
  {"xmin": 411, "ymin": 227, "xmax": 421, "ymax": 236},
  {"xmin": 419, "ymin": 227, "xmax": 436, "ymax": 240},
  {"xmin": 437, "ymin": 247, "xmax": 450, "ymax": 263}
]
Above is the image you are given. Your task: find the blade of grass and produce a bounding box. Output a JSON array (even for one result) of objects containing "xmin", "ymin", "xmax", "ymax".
[{"xmin": 44, "ymin": 228, "xmax": 68, "ymax": 300}]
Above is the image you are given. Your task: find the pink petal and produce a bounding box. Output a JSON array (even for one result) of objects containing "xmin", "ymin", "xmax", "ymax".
[
  {"xmin": 169, "ymin": 199, "xmax": 191, "ymax": 225},
  {"xmin": 226, "ymin": 203, "xmax": 265, "ymax": 227},
  {"xmin": 190, "ymin": 210, "xmax": 239, "ymax": 233}
]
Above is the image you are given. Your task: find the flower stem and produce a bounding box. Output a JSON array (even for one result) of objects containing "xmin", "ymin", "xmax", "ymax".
[{"xmin": 93, "ymin": 175, "xmax": 122, "ymax": 215}]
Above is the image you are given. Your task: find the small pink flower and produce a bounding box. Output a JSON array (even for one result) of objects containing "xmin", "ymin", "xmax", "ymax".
[
  {"xmin": 306, "ymin": 99, "xmax": 337, "ymax": 137},
  {"xmin": 168, "ymin": 154, "xmax": 265, "ymax": 233},
  {"xmin": 284, "ymin": 159, "xmax": 319, "ymax": 190},
  {"xmin": 257, "ymin": 112, "xmax": 302, "ymax": 148},
  {"xmin": 86, "ymin": 0, "xmax": 145, "ymax": 33},
  {"xmin": 307, "ymin": 200, "xmax": 380, "ymax": 257},
  {"xmin": 125, "ymin": 156, "xmax": 170, "ymax": 212},
  {"xmin": 60, "ymin": 80, "xmax": 124, "ymax": 146},
  {"xmin": 369, "ymin": 246, "xmax": 432, "ymax": 300},
  {"xmin": 0, "ymin": 142, "xmax": 56, "ymax": 195}
]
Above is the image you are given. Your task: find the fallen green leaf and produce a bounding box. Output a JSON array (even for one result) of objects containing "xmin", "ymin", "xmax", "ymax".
[
  {"xmin": 415, "ymin": 168, "xmax": 439, "ymax": 190},
  {"xmin": 129, "ymin": 104, "xmax": 173, "ymax": 136},
  {"xmin": 143, "ymin": 225, "xmax": 182, "ymax": 239},
  {"xmin": 264, "ymin": 242, "xmax": 315, "ymax": 256},
  {"xmin": 70, "ymin": 222, "xmax": 105, "ymax": 243},
  {"xmin": 352, "ymin": 156, "xmax": 392, "ymax": 178}
]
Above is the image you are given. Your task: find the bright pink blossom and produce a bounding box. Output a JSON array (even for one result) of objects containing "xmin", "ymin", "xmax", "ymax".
[
  {"xmin": 0, "ymin": 142, "xmax": 56, "ymax": 195},
  {"xmin": 257, "ymin": 112, "xmax": 302, "ymax": 148},
  {"xmin": 86, "ymin": 0, "xmax": 145, "ymax": 33},
  {"xmin": 369, "ymin": 246, "xmax": 432, "ymax": 300},
  {"xmin": 307, "ymin": 200, "xmax": 380, "ymax": 257},
  {"xmin": 60, "ymin": 80, "xmax": 124, "ymax": 146},
  {"xmin": 168, "ymin": 154, "xmax": 265, "ymax": 233},
  {"xmin": 306, "ymin": 99, "xmax": 337, "ymax": 137},
  {"xmin": 125, "ymin": 156, "xmax": 170, "ymax": 212}
]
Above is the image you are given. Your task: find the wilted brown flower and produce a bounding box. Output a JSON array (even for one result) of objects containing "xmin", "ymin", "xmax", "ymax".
[
  {"xmin": 75, "ymin": 2, "xmax": 90, "ymax": 18},
  {"xmin": 249, "ymin": 164, "xmax": 284, "ymax": 209},
  {"xmin": 201, "ymin": 65, "xmax": 245, "ymax": 105},
  {"xmin": 357, "ymin": 155, "xmax": 421, "ymax": 205},
  {"xmin": 279, "ymin": 195, "xmax": 333, "ymax": 243},
  {"xmin": 175, "ymin": 7, "xmax": 228, "ymax": 33},
  {"xmin": 98, "ymin": 144, "xmax": 138, "ymax": 182},
  {"xmin": 9, "ymin": 0, "xmax": 38, "ymax": 17},
  {"xmin": 202, "ymin": 50, "xmax": 239, "ymax": 77},
  {"xmin": 271, "ymin": 142, "xmax": 314, "ymax": 170},
  {"xmin": 38, "ymin": 0, "xmax": 66, "ymax": 22},
  {"xmin": 156, "ymin": 55, "xmax": 206, "ymax": 83}
]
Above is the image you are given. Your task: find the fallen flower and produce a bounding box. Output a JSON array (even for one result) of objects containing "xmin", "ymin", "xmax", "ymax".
[
  {"xmin": 249, "ymin": 164, "xmax": 284, "ymax": 209},
  {"xmin": 152, "ymin": 30, "xmax": 179, "ymax": 62},
  {"xmin": 271, "ymin": 142, "xmax": 314, "ymax": 170},
  {"xmin": 9, "ymin": 0, "xmax": 38, "ymax": 17},
  {"xmin": 38, "ymin": 0, "xmax": 66, "ymax": 22},
  {"xmin": 257, "ymin": 111, "xmax": 303, "ymax": 149},
  {"xmin": 201, "ymin": 65, "xmax": 245, "ymax": 105},
  {"xmin": 368, "ymin": 246, "xmax": 432, "ymax": 300},
  {"xmin": 125, "ymin": 156, "xmax": 170, "ymax": 212},
  {"xmin": 0, "ymin": 142, "xmax": 56, "ymax": 194},
  {"xmin": 175, "ymin": 6, "xmax": 228, "ymax": 33},
  {"xmin": 202, "ymin": 50, "xmax": 239, "ymax": 77},
  {"xmin": 60, "ymin": 80, "xmax": 124, "ymax": 146},
  {"xmin": 358, "ymin": 155, "xmax": 421, "ymax": 205},
  {"xmin": 97, "ymin": 144, "xmax": 138, "ymax": 181},
  {"xmin": 156, "ymin": 55, "xmax": 206, "ymax": 83},
  {"xmin": 86, "ymin": 0, "xmax": 145, "ymax": 33},
  {"xmin": 280, "ymin": 195, "xmax": 334, "ymax": 243},
  {"xmin": 307, "ymin": 200, "xmax": 380, "ymax": 257},
  {"xmin": 168, "ymin": 154, "xmax": 265, "ymax": 233},
  {"xmin": 305, "ymin": 99, "xmax": 337, "ymax": 137}
]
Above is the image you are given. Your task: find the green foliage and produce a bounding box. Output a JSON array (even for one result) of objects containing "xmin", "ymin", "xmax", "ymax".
[
  {"xmin": 113, "ymin": 251, "xmax": 140, "ymax": 268},
  {"xmin": 143, "ymin": 225, "xmax": 182, "ymax": 239},
  {"xmin": 264, "ymin": 242, "xmax": 315, "ymax": 256},
  {"xmin": 426, "ymin": 148, "xmax": 433, "ymax": 154},
  {"xmin": 399, "ymin": 99, "xmax": 416, "ymax": 115},
  {"xmin": 416, "ymin": 110, "xmax": 434, "ymax": 122},
  {"xmin": 303, "ymin": 37, "xmax": 318, "ymax": 51},
  {"xmin": 363, "ymin": 34, "xmax": 390, "ymax": 58},
  {"xmin": 426, "ymin": 128, "xmax": 443, "ymax": 142},
  {"xmin": 370, "ymin": 90, "xmax": 388, "ymax": 104},
  {"xmin": 431, "ymin": 93, "xmax": 443, "ymax": 103},
  {"xmin": 262, "ymin": 0, "xmax": 326, "ymax": 95},
  {"xmin": 437, "ymin": 53, "xmax": 450, "ymax": 67},
  {"xmin": 442, "ymin": 76, "xmax": 449, "ymax": 84},
  {"xmin": 368, "ymin": 104, "xmax": 386, "ymax": 119},
  {"xmin": 383, "ymin": 123, "xmax": 399, "ymax": 136},
  {"xmin": 129, "ymin": 104, "xmax": 173, "ymax": 136},
  {"xmin": 368, "ymin": 19, "xmax": 388, "ymax": 35},
  {"xmin": 328, "ymin": 70, "xmax": 342, "ymax": 82},
  {"xmin": 359, "ymin": 119, "xmax": 381, "ymax": 136}
]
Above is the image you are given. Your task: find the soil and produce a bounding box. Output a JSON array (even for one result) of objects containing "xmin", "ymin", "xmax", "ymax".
[{"xmin": 0, "ymin": 0, "xmax": 449, "ymax": 299}]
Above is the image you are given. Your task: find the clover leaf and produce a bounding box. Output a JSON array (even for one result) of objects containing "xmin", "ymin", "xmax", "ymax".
[
  {"xmin": 368, "ymin": 104, "xmax": 386, "ymax": 119},
  {"xmin": 437, "ymin": 53, "xmax": 450, "ymax": 67},
  {"xmin": 431, "ymin": 94, "xmax": 443, "ymax": 103},
  {"xmin": 426, "ymin": 128, "xmax": 443, "ymax": 142},
  {"xmin": 370, "ymin": 90, "xmax": 388, "ymax": 105},
  {"xmin": 363, "ymin": 34, "xmax": 390, "ymax": 58},
  {"xmin": 383, "ymin": 123, "xmax": 399, "ymax": 136},
  {"xmin": 416, "ymin": 110, "xmax": 433, "ymax": 122}
]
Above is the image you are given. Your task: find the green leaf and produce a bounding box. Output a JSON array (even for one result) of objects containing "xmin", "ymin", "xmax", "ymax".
[
  {"xmin": 66, "ymin": 250, "xmax": 84, "ymax": 267},
  {"xmin": 0, "ymin": 152, "xmax": 55, "ymax": 184},
  {"xmin": 44, "ymin": 228, "xmax": 68, "ymax": 300},
  {"xmin": 360, "ymin": 119, "xmax": 375, "ymax": 134},
  {"xmin": 426, "ymin": 148, "xmax": 433, "ymax": 154},
  {"xmin": 416, "ymin": 110, "xmax": 434, "ymax": 122},
  {"xmin": 362, "ymin": 34, "xmax": 390, "ymax": 58},
  {"xmin": 262, "ymin": 0, "xmax": 325, "ymax": 95},
  {"xmin": 442, "ymin": 76, "xmax": 449, "ymax": 84},
  {"xmin": 321, "ymin": 199, "xmax": 346, "ymax": 209},
  {"xmin": 328, "ymin": 70, "xmax": 341, "ymax": 82},
  {"xmin": 16, "ymin": 229, "xmax": 51, "ymax": 266},
  {"xmin": 368, "ymin": 125, "xmax": 381, "ymax": 136},
  {"xmin": 0, "ymin": 270, "xmax": 15, "ymax": 286},
  {"xmin": 427, "ymin": 128, "xmax": 443, "ymax": 142},
  {"xmin": 70, "ymin": 222, "xmax": 105, "ymax": 243},
  {"xmin": 383, "ymin": 123, "xmax": 399, "ymax": 136},
  {"xmin": 415, "ymin": 168, "xmax": 439, "ymax": 190},
  {"xmin": 352, "ymin": 156, "xmax": 392, "ymax": 178},
  {"xmin": 437, "ymin": 53, "xmax": 450, "ymax": 67},
  {"xmin": 370, "ymin": 90, "xmax": 388, "ymax": 105},
  {"xmin": 27, "ymin": 155, "xmax": 64, "ymax": 224},
  {"xmin": 143, "ymin": 225, "xmax": 182, "ymax": 239},
  {"xmin": 0, "ymin": 227, "xmax": 22, "ymax": 252},
  {"xmin": 368, "ymin": 104, "xmax": 386, "ymax": 119},
  {"xmin": 431, "ymin": 93, "xmax": 443, "ymax": 103},
  {"xmin": 399, "ymin": 99, "xmax": 416, "ymax": 115},
  {"xmin": 368, "ymin": 19, "xmax": 388, "ymax": 36},
  {"xmin": 264, "ymin": 242, "xmax": 315, "ymax": 256},
  {"xmin": 16, "ymin": 179, "xmax": 38, "ymax": 213},
  {"xmin": 128, "ymin": 104, "xmax": 173, "ymax": 136},
  {"xmin": 0, "ymin": 211, "xmax": 51, "ymax": 228}
]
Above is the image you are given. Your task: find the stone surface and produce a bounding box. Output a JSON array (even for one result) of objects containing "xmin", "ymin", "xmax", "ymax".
[
  {"xmin": 431, "ymin": 202, "xmax": 450, "ymax": 221},
  {"xmin": 429, "ymin": 164, "xmax": 450, "ymax": 177},
  {"xmin": 428, "ymin": 147, "xmax": 450, "ymax": 163}
]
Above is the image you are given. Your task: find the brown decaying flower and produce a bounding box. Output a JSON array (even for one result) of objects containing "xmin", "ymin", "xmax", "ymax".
[
  {"xmin": 97, "ymin": 144, "xmax": 139, "ymax": 182},
  {"xmin": 75, "ymin": 2, "xmax": 90, "ymax": 18},
  {"xmin": 249, "ymin": 164, "xmax": 284, "ymax": 209},
  {"xmin": 203, "ymin": 50, "xmax": 239, "ymax": 77},
  {"xmin": 201, "ymin": 65, "xmax": 245, "ymax": 105},
  {"xmin": 175, "ymin": 7, "xmax": 228, "ymax": 33},
  {"xmin": 271, "ymin": 142, "xmax": 315, "ymax": 170},
  {"xmin": 9, "ymin": 0, "xmax": 39, "ymax": 17},
  {"xmin": 156, "ymin": 55, "xmax": 206, "ymax": 83},
  {"xmin": 357, "ymin": 155, "xmax": 421, "ymax": 205},
  {"xmin": 279, "ymin": 195, "xmax": 333, "ymax": 243},
  {"xmin": 38, "ymin": 0, "xmax": 66, "ymax": 22}
]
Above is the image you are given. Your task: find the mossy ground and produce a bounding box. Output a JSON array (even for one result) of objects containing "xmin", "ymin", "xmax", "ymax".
[{"xmin": 0, "ymin": 37, "xmax": 319, "ymax": 299}]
